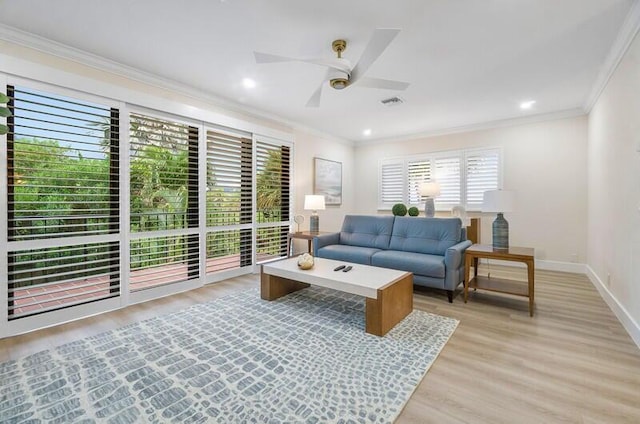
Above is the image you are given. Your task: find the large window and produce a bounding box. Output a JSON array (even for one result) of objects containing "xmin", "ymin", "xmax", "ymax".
[
  {"xmin": 205, "ymin": 129, "xmax": 253, "ymax": 275},
  {"xmin": 129, "ymin": 112, "xmax": 199, "ymax": 291},
  {"xmin": 255, "ymin": 138, "xmax": 291, "ymax": 263},
  {"xmin": 2, "ymin": 80, "xmax": 292, "ymax": 333},
  {"xmin": 6, "ymin": 85, "xmax": 120, "ymax": 319},
  {"xmin": 379, "ymin": 148, "xmax": 501, "ymax": 211}
]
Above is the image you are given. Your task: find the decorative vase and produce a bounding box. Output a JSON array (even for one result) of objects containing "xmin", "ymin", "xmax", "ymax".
[
  {"xmin": 492, "ymin": 213, "xmax": 509, "ymax": 250},
  {"xmin": 424, "ymin": 198, "xmax": 435, "ymax": 218},
  {"xmin": 309, "ymin": 214, "xmax": 319, "ymax": 232}
]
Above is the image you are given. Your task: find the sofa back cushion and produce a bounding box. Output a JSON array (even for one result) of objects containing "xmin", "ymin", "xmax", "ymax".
[
  {"xmin": 389, "ymin": 217, "xmax": 462, "ymax": 255},
  {"xmin": 340, "ymin": 215, "xmax": 395, "ymax": 249}
]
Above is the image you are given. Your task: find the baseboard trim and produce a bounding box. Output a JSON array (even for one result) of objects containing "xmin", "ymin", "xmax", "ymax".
[
  {"xmin": 585, "ymin": 265, "xmax": 640, "ymax": 349},
  {"xmin": 480, "ymin": 258, "xmax": 586, "ymax": 274},
  {"xmin": 535, "ymin": 260, "xmax": 586, "ymax": 274}
]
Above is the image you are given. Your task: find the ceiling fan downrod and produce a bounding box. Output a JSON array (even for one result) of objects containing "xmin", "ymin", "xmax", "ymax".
[{"xmin": 330, "ymin": 39, "xmax": 349, "ymax": 90}]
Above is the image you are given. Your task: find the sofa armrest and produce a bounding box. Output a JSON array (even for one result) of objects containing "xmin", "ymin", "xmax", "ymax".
[
  {"xmin": 313, "ymin": 232, "xmax": 340, "ymax": 255},
  {"xmin": 444, "ymin": 240, "xmax": 472, "ymax": 270}
]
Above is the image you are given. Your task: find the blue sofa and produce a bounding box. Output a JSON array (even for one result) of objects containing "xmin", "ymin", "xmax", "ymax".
[{"xmin": 313, "ymin": 215, "xmax": 472, "ymax": 302}]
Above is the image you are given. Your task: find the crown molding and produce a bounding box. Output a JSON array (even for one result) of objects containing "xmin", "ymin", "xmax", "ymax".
[
  {"xmin": 0, "ymin": 23, "xmax": 352, "ymax": 146},
  {"xmin": 353, "ymin": 108, "xmax": 586, "ymax": 147},
  {"xmin": 583, "ymin": 0, "xmax": 640, "ymax": 112}
]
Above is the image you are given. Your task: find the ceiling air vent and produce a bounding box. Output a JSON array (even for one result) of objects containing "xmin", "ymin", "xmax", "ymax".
[{"xmin": 380, "ymin": 96, "xmax": 404, "ymax": 106}]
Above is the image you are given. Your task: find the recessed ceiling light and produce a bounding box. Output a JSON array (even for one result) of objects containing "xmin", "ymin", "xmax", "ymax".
[
  {"xmin": 363, "ymin": 129, "xmax": 372, "ymax": 136},
  {"xmin": 242, "ymin": 78, "xmax": 256, "ymax": 89},
  {"xmin": 520, "ymin": 100, "xmax": 536, "ymax": 110}
]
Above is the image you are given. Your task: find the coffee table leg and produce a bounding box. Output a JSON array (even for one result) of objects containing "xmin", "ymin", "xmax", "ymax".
[
  {"xmin": 261, "ymin": 268, "xmax": 309, "ymax": 300},
  {"xmin": 365, "ymin": 274, "xmax": 413, "ymax": 336}
]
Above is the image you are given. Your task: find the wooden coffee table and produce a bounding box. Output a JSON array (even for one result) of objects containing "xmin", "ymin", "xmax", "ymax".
[{"xmin": 261, "ymin": 257, "xmax": 413, "ymax": 336}]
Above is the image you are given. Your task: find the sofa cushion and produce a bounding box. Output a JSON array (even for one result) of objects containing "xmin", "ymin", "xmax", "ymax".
[
  {"xmin": 389, "ymin": 217, "xmax": 462, "ymax": 256},
  {"xmin": 316, "ymin": 244, "xmax": 381, "ymax": 265},
  {"xmin": 371, "ymin": 250, "xmax": 445, "ymax": 278},
  {"xmin": 339, "ymin": 215, "xmax": 394, "ymax": 249}
]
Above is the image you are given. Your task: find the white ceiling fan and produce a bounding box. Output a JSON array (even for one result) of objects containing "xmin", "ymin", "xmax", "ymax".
[{"xmin": 254, "ymin": 28, "xmax": 410, "ymax": 107}]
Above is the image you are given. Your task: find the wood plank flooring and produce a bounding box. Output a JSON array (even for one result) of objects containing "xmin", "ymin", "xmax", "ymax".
[{"xmin": 1, "ymin": 266, "xmax": 639, "ymax": 423}]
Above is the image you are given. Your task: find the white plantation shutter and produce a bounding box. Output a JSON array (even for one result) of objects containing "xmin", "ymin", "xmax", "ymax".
[
  {"xmin": 255, "ymin": 138, "xmax": 291, "ymax": 263},
  {"xmin": 465, "ymin": 149, "xmax": 501, "ymax": 210},
  {"xmin": 128, "ymin": 112, "xmax": 199, "ymax": 291},
  {"xmin": 8, "ymin": 86, "xmax": 118, "ymax": 240},
  {"xmin": 434, "ymin": 155, "xmax": 461, "ymax": 208},
  {"xmin": 6, "ymin": 85, "xmax": 120, "ymax": 319},
  {"xmin": 379, "ymin": 160, "xmax": 404, "ymax": 208},
  {"xmin": 407, "ymin": 159, "xmax": 431, "ymax": 205},
  {"xmin": 206, "ymin": 130, "xmax": 253, "ymax": 274},
  {"xmin": 378, "ymin": 148, "xmax": 501, "ymax": 211}
]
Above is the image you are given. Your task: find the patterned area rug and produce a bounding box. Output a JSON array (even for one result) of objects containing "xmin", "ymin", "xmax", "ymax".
[{"xmin": 0, "ymin": 287, "xmax": 458, "ymax": 423}]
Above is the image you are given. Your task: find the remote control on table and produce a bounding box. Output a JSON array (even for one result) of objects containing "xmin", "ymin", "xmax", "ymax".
[
  {"xmin": 342, "ymin": 266, "xmax": 353, "ymax": 272},
  {"xmin": 333, "ymin": 265, "xmax": 346, "ymax": 271}
]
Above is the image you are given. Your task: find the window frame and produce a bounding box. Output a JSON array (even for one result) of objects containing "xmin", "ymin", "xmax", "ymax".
[{"xmin": 3, "ymin": 76, "xmax": 123, "ymax": 328}]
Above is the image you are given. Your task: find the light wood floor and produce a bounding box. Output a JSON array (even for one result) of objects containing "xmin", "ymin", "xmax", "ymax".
[{"xmin": 1, "ymin": 266, "xmax": 639, "ymax": 423}]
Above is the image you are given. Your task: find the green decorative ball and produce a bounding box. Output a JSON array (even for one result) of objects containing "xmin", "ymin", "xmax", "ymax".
[
  {"xmin": 408, "ymin": 206, "xmax": 419, "ymax": 216},
  {"xmin": 392, "ymin": 203, "xmax": 408, "ymax": 216}
]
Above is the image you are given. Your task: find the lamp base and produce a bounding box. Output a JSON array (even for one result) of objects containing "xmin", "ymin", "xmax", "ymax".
[
  {"xmin": 310, "ymin": 214, "xmax": 319, "ymax": 232},
  {"xmin": 424, "ymin": 198, "xmax": 435, "ymax": 218},
  {"xmin": 492, "ymin": 213, "xmax": 509, "ymax": 250}
]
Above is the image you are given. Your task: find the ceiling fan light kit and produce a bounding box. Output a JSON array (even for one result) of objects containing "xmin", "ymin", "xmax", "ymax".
[{"xmin": 254, "ymin": 28, "xmax": 409, "ymax": 107}]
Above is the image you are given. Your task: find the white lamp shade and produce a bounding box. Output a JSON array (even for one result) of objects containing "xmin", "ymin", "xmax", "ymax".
[
  {"xmin": 419, "ymin": 181, "xmax": 441, "ymax": 197},
  {"xmin": 304, "ymin": 195, "xmax": 326, "ymax": 211},
  {"xmin": 482, "ymin": 190, "xmax": 515, "ymax": 213}
]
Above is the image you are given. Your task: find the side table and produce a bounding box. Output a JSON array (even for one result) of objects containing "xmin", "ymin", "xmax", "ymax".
[
  {"xmin": 464, "ymin": 244, "xmax": 535, "ymax": 316},
  {"xmin": 287, "ymin": 231, "xmax": 329, "ymax": 257}
]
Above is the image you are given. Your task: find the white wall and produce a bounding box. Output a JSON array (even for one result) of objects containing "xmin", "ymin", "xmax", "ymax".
[
  {"xmin": 587, "ymin": 30, "xmax": 640, "ymax": 345},
  {"xmin": 292, "ymin": 130, "xmax": 355, "ymax": 233},
  {"xmin": 354, "ymin": 116, "xmax": 589, "ymax": 266}
]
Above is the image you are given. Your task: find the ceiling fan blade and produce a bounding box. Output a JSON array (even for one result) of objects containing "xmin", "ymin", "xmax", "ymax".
[
  {"xmin": 355, "ymin": 77, "xmax": 409, "ymax": 91},
  {"xmin": 306, "ymin": 70, "xmax": 332, "ymax": 107},
  {"xmin": 350, "ymin": 28, "xmax": 401, "ymax": 84},
  {"xmin": 255, "ymin": 52, "xmax": 344, "ymax": 71},
  {"xmin": 305, "ymin": 83, "xmax": 323, "ymax": 108},
  {"xmin": 254, "ymin": 51, "xmax": 298, "ymax": 64}
]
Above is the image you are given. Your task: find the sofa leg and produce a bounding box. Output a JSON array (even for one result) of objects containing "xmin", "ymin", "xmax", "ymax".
[{"xmin": 447, "ymin": 290, "xmax": 453, "ymax": 303}]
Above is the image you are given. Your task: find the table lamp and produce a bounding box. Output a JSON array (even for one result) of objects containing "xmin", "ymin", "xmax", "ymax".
[
  {"xmin": 419, "ymin": 181, "xmax": 441, "ymax": 218},
  {"xmin": 482, "ymin": 189, "xmax": 515, "ymax": 250},
  {"xmin": 304, "ymin": 195, "xmax": 325, "ymax": 232}
]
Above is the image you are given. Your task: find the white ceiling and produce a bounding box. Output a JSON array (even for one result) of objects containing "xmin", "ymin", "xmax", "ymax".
[{"xmin": 0, "ymin": 0, "xmax": 634, "ymax": 142}]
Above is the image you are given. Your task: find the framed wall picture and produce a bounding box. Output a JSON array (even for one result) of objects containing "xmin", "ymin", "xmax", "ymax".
[{"xmin": 314, "ymin": 157, "xmax": 342, "ymax": 205}]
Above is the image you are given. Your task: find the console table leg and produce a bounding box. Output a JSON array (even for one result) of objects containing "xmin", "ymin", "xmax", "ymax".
[
  {"xmin": 527, "ymin": 259, "xmax": 535, "ymax": 317},
  {"xmin": 464, "ymin": 254, "xmax": 472, "ymax": 303}
]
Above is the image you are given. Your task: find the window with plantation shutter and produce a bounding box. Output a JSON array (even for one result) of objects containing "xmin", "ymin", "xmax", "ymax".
[
  {"xmin": 378, "ymin": 147, "xmax": 502, "ymax": 212},
  {"xmin": 129, "ymin": 112, "xmax": 198, "ymax": 291},
  {"xmin": 379, "ymin": 160, "xmax": 404, "ymax": 208},
  {"xmin": 205, "ymin": 130, "xmax": 253, "ymax": 274},
  {"xmin": 465, "ymin": 148, "xmax": 500, "ymax": 209},
  {"xmin": 255, "ymin": 138, "xmax": 291, "ymax": 263},
  {"xmin": 6, "ymin": 85, "xmax": 120, "ymax": 319},
  {"xmin": 434, "ymin": 155, "xmax": 461, "ymax": 208},
  {"xmin": 407, "ymin": 159, "xmax": 431, "ymax": 205},
  {"xmin": 2, "ymin": 79, "xmax": 296, "ymax": 336}
]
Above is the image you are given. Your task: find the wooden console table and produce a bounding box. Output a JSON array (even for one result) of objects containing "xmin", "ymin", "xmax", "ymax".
[{"xmin": 464, "ymin": 244, "xmax": 535, "ymax": 316}]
